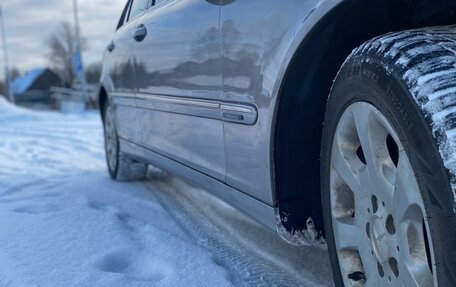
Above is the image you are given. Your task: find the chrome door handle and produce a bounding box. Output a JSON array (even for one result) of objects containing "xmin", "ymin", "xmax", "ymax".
[{"xmin": 133, "ymin": 24, "xmax": 147, "ymax": 42}]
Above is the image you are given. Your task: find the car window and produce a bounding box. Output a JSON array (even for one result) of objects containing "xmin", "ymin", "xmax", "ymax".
[
  {"xmin": 116, "ymin": 0, "xmax": 132, "ymax": 30},
  {"xmin": 154, "ymin": 0, "xmax": 168, "ymax": 6},
  {"xmin": 128, "ymin": 0, "xmax": 149, "ymax": 21}
]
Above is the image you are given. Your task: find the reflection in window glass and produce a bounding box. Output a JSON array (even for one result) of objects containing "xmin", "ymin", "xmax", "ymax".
[
  {"xmin": 154, "ymin": 0, "xmax": 167, "ymax": 6},
  {"xmin": 129, "ymin": 0, "xmax": 148, "ymax": 20}
]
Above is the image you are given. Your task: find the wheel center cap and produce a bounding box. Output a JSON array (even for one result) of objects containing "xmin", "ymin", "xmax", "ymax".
[{"xmin": 369, "ymin": 215, "xmax": 389, "ymax": 264}]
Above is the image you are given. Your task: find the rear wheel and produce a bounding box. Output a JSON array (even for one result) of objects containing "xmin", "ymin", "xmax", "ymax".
[
  {"xmin": 103, "ymin": 101, "xmax": 147, "ymax": 181},
  {"xmin": 322, "ymin": 27, "xmax": 456, "ymax": 287}
]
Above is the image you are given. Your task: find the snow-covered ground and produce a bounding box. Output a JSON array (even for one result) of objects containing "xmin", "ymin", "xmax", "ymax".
[{"xmin": 0, "ymin": 98, "xmax": 334, "ymax": 287}]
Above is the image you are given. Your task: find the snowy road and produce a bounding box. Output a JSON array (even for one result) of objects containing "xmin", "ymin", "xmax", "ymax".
[{"xmin": 0, "ymin": 99, "xmax": 334, "ymax": 287}]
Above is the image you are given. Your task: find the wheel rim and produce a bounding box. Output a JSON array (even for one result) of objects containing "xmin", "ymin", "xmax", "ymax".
[
  {"xmin": 104, "ymin": 104, "xmax": 118, "ymax": 172},
  {"xmin": 330, "ymin": 102, "xmax": 436, "ymax": 287}
]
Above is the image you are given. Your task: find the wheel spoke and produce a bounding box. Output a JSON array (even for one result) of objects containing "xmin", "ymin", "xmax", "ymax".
[
  {"xmin": 350, "ymin": 104, "xmax": 397, "ymax": 194},
  {"xmin": 333, "ymin": 219, "xmax": 364, "ymax": 250},
  {"xmin": 358, "ymin": 241, "xmax": 378, "ymax": 278},
  {"xmin": 399, "ymin": 259, "xmax": 433, "ymax": 287},
  {"xmin": 350, "ymin": 105, "xmax": 379, "ymax": 178},
  {"xmin": 332, "ymin": 137, "xmax": 362, "ymax": 194},
  {"xmin": 399, "ymin": 265, "xmax": 417, "ymax": 287},
  {"xmin": 392, "ymin": 152, "xmax": 424, "ymax": 223},
  {"xmin": 387, "ymin": 235, "xmax": 401, "ymax": 258},
  {"xmin": 365, "ymin": 274, "xmax": 383, "ymax": 287}
]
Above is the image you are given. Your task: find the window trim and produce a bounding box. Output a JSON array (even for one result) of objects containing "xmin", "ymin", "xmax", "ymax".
[{"xmin": 116, "ymin": 0, "xmax": 133, "ymax": 30}]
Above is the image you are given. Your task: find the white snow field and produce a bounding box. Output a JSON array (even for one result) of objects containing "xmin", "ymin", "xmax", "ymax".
[{"xmin": 0, "ymin": 98, "xmax": 333, "ymax": 287}]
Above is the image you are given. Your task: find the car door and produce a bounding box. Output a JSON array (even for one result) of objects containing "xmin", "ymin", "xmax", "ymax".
[
  {"xmin": 104, "ymin": 0, "xmax": 147, "ymax": 143},
  {"xmin": 133, "ymin": 0, "xmax": 225, "ymax": 181}
]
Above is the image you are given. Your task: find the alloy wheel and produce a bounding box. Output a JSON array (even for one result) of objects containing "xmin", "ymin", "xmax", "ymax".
[
  {"xmin": 104, "ymin": 104, "xmax": 118, "ymax": 173},
  {"xmin": 330, "ymin": 102, "xmax": 436, "ymax": 287}
]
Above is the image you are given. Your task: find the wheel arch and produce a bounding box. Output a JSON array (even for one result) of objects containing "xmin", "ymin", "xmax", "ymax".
[
  {"xmin": 98, "ymin": 86, "xmax": 108, "ymax": 122},
  {"xmin": 272, "ymin": 0, "xmax": 456, "ymax": 238}
]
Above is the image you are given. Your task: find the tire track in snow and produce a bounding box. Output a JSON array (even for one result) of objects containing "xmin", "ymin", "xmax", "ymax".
[{"xmin": 145, "ymin": 175, "xmax": 325, "ymax": 287}]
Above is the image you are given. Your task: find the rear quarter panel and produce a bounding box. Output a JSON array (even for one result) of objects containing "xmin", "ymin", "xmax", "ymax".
[{"xmin": 221, "ymin": 0, "xmax": 343, "ymax": 205}]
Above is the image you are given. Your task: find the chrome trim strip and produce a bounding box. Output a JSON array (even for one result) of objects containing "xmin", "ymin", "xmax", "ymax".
[
  {"xmin": 137, "ymin": 94, "xmax": 220, "ymax": 109},
  {"xmin": 112, "ymin": 92, "xmax": 134, "ymax": 98},
  {"xmin": 111, "ymin": 93, "xmax": 136, "ymax": 107},
  {"xmin": 133, "ymin": 93, "xmax": 258, "ymax": 125},
  {"xmin": 220, "ymin": 104, "xmax": 254, "ymax": 114}
]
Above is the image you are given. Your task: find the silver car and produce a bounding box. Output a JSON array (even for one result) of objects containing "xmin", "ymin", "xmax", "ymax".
[{"xmin": 99, "ymin": 0, "xmax": 456, "ymax": 286}]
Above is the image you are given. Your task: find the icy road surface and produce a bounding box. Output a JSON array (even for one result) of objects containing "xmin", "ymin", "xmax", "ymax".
[{"xmin": 0, "ymin": 99, "xmax": 334, "ymax": 287}]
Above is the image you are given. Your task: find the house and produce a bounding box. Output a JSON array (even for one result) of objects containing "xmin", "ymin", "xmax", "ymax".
[{"xmin": 12, "ymin": 68, "xmax": 63, "ymax": 109}]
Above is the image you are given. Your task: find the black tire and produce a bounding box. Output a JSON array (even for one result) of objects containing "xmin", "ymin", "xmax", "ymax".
[
  {"xmin": 322, "ymin": 27, "xmax": 456, "ymax": 287},
  {"xmin": 102, "ymin": 101, "xmax": 147, "ymax": 181}
]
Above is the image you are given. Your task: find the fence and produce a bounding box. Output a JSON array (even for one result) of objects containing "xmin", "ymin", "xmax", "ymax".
[{"xmin": 50, "ymin": 84, "xmax": 98, "ymax": 113}]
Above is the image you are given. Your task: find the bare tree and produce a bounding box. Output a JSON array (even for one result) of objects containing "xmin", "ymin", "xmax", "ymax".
[
  {"xmin": 1, "ymin": 67, "xmax": 21, "ymax": 96},
  {"xmin": 47, "ymin": 21, "xmax": 87, "ymax": 86},
  {"xmin": 9, "ymin": 67, "xmax": 21, "ymax": 81}
]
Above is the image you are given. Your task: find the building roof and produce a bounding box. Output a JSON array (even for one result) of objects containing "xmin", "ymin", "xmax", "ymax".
[{"xmin": 12, "ymin": 68, "xmax": 47, "ymax": 95}]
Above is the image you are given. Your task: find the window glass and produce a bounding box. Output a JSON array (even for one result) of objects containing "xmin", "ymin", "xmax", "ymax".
[
  {"xmin": 116, "ymin": 0, "xmax": 132, "ymax": 30},
  {"xmin": 154, "ymin": 0, "xmax": 167, "ymax": 6},
  {"xmin": 129, "ymin": 0, "xmax": 148, "ymax": 21}
]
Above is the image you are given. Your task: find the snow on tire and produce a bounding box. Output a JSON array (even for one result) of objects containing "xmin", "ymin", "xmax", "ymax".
[{"xmin": 321, "ymin": 26, "xmax": 456, "ymax": 287}]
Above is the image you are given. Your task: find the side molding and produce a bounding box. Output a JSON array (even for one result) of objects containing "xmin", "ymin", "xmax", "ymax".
[{"xmin": 119, "ymin": 92, "xmax": 260, "ymax": 125}]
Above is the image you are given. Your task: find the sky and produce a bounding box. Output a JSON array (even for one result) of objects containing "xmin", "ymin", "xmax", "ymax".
[{"xmin": 0, "ymin": 0, "xmax": 127, "ymax": 78}]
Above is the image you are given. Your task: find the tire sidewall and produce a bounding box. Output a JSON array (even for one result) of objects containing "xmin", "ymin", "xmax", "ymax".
[
  {"xmin": 322, "ymin": 56, "xmax": 456, "ymax": 286},
  {"xmin": 103, "ymin": 101, "xmax": 120, "ymax": 180}
]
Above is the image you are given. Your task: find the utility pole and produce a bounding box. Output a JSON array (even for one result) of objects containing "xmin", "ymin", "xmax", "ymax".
[
  {"xmin": 0, "ymin": 5, "xmax": 13, "ymax": 103},
  {"xmin": 72, "ymin": 0, "xmax": 87, "ymax": 108}
]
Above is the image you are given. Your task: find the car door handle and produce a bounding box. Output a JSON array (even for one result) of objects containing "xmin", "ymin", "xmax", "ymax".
[
  {"xmin": 133, "ymin": 24, "xmax": 147, "ymax": 42},
  {"xmin": 107, "ymin": 41, "xmax": 115, "ymax": 52}
]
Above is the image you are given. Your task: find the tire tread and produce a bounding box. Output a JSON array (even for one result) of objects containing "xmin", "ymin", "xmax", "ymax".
[{"xmin": 348, "ymin": 26, "xmax": 456, "ymax": 207}]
